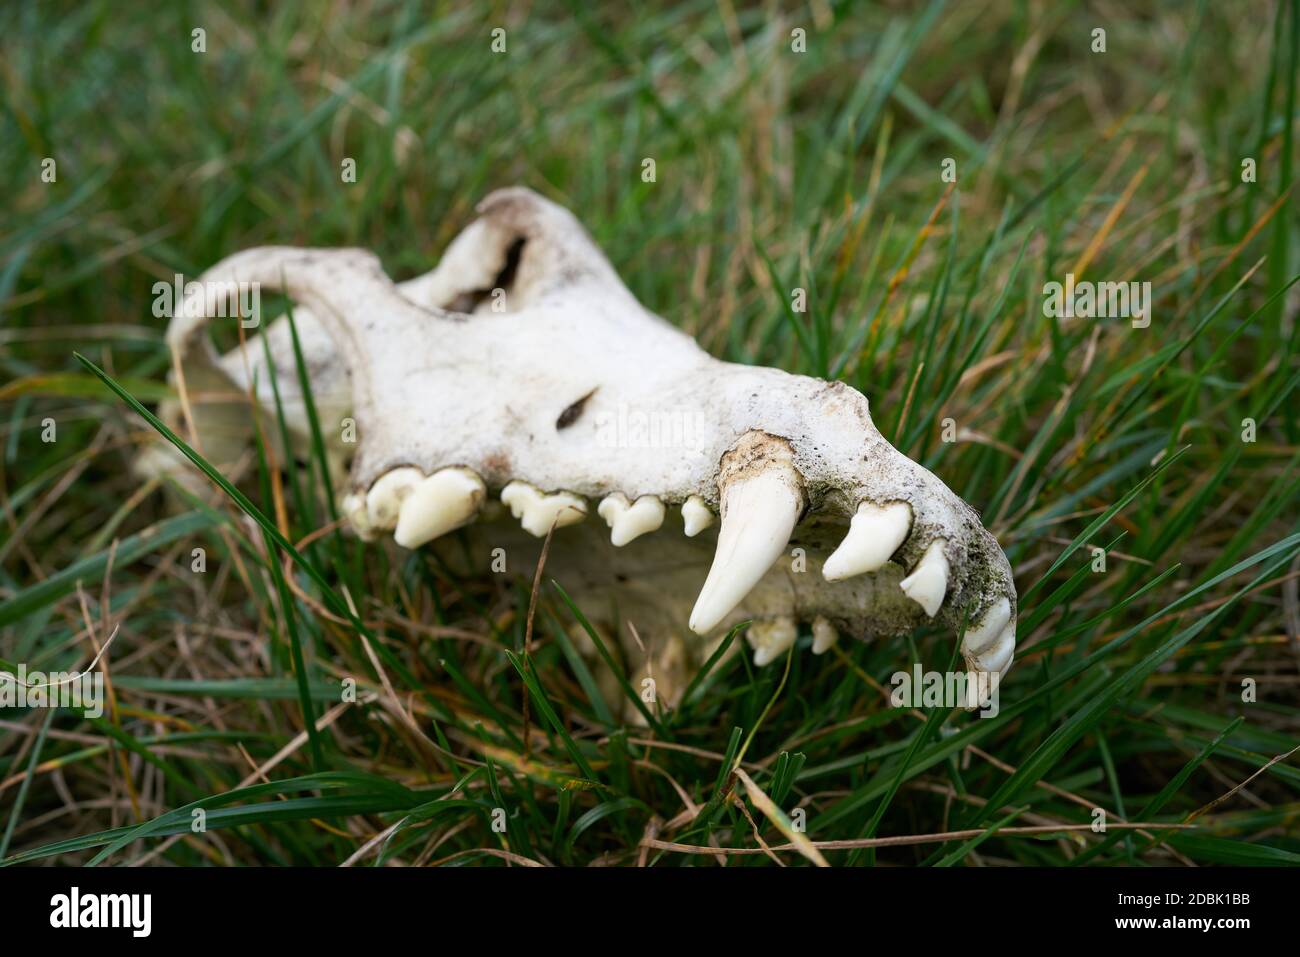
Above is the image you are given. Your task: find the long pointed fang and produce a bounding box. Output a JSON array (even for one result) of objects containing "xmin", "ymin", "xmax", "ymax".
[{"xmin": 688, "ymin": 463, "xmax": 802, "ymax": 635}]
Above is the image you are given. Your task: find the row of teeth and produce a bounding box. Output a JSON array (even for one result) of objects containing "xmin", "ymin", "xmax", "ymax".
[
  {"xmin": 343, "ymin": 466, "xmax": 718, "ymax": 549},
  {"xmin": 747, "ymin": 601, "xmax": 1012, "ymax": 709},
  {"xmin": 341, "ymin": 465, "xmax": 1012, "ymax": 679}
]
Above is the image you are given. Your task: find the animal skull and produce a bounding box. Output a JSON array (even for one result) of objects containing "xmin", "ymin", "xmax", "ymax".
[{"xmin": 157, "ymin": 187, "xmax": 1017, "ymax": 716}]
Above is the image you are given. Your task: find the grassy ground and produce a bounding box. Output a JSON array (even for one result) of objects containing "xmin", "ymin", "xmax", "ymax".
[{"xmin": 2, "ymin": 0, "xmax": 1299, "ymax": 867}]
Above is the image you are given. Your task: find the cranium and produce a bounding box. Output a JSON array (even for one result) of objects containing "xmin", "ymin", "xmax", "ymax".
[{"xmin": 157, "ymin": 187, "xmax": 1017, "ymax": 716}]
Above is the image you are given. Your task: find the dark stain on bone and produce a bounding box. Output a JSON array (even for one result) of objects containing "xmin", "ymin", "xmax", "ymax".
[
  {"xmin": 556, "ymin": 387, "xmax": 598, "ymax": 430},
  {"xmin": 481, "ymin": 450, "xmax": 512, "ymax": 478}
]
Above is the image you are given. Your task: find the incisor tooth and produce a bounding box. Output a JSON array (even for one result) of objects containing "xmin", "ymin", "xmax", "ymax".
[
  {"xmin": 365, "ymin": 467, "xmax": 424, "ymax": 529},
  {"xmin": 393, "ymin": 467, "xmax": 485, "ymax": 548},
  {"xmin": 688, "ymin": 446, "xmax": 803, "ymax": 635},
  {"xmin": 342, "ymin": 492, "xmax": 376, "ymax": 540},
  {"xmin": 961, "ymin": 602, "xmax": 1017, "ymax": 710},
  {"xmin": 748, "ymin": 617, "xmax": 798, "ymax": 666},
  {"xmin": 970, "ymin": 622, "xmax": 1015, "ymax": 675},
  {"xmin": 963, "ymin": 671, "xmax": 998, "ymax": 711},
  {"xmin": 811, "ymin": 616, "xmax": 839, "ymax": 654},
  {"xmin": 681, "ymin": 495, "xmax": 714, "ymax": 537},
  {"xmin": 961, "ymin": 596, "xmax": 1012, "ymax": 657},
  {"xmin": 963, "ymin": 620, "xmax": 1014, "ymax": 711},
  {"xmin": 597, "ymin": 493, "xmax": 665, "ymax": 546},
  {"xmin": 821, "ymin": 500, "xmax": 912, "ymax": 582},
  {"xmin": 501, "ymin": 481, "xmax": 587, "ymax": 537},
  {"xmin": 899, "ymin": 540, "xmax": 950, "ymax": 617}
]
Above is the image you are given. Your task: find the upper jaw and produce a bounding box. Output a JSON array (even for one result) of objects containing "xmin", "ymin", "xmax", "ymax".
[
  {"xmin": 158, "ymin": 185, "xmax": 1018, "ymax": 690},
  {"xmin": 344, "ymin": 338, "xmax": 1015, "ymax": 671}
]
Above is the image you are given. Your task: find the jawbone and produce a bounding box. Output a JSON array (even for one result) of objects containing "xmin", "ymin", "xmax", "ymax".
[{"xmin": 155, "ymin": 187, "xmax": 1017, "ymax": 719}]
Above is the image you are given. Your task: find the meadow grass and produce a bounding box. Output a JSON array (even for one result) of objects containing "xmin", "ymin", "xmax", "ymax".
[{"xmin": 1, "ymin": 0, "xmax": 1299, "ymax": 866}]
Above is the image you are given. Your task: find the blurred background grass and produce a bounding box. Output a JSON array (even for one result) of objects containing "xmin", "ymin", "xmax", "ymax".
[{"xmin": 2, "ymin": 0, "xmax": 1299, "ymax": 866}]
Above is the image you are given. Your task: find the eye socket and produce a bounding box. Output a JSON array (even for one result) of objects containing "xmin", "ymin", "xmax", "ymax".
[{"xmin": 448, "ymin": 236, "xmax": 527, "ymax": 313}]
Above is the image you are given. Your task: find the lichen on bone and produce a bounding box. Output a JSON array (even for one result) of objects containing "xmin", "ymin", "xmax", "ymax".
[{"xmin": 156, "ymin": 186, "xmax": 1018, "ymax": 719}]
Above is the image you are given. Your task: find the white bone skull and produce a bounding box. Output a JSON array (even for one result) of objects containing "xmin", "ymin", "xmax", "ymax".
[{"xmin": 158, "ymin": 187, "xmax": 1017, "ymax": 715}]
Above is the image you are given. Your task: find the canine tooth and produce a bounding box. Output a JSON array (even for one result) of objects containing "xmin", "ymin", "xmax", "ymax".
[
  {"xmin": 821, "ymin": 501, "xmax": 912, "ymax": 582},
  {"xmin": 688, "ymin": 468, "xmax": 802, "ymax": 635},
  {"xmin": 748, "ymin": 617, "xmax": 798, "ymax": 666},
  {"xmin": 899, "ymin": 540, "xmax": 950, "ymax": 617},
  {"xmin": 811, "ymin": 616, "xmax": 839, "ymax": 655},
  {"xmin": 393, "ymin": 467, "xmax": 485, "ymax": 548},
  {"xmin": 681, "ymin": 495, "xmax": 714, "ymax": 537},
  {"xmin": 501, "ymin": 481, "xmax": 587, "ymax": 537},
  {"xmin": 365, "ymin": 467, "xmax": 424, "ymax": 529},
  {"xmin": 598, "ymin": 493, "xmax": 665, "ymax": 546},
  {"xmin": 961, "ymin": 596, "xmax": 1012, "ymax": 657}
]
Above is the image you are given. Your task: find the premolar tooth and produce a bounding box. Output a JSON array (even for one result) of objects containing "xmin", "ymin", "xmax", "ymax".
[
  {"xmin": 681, "ymin": 495, "xmax": 714, "ymax": 537},
  {"xmin": 899, "ymin": 540, "xmax": 950, "ymax": 617},
  {"xmin": 688, "ymin": 456, "xmax": 803, "ymax": 635},
  {"xmin": 393, "ymin": 467, "xmax": 486, "ymax": 548},
  {"xmin": 821, "ymin": 501, "xmax": 912, "ymax": 582},
  {"xmin": 597, "ymin": 493, "xmax": 628, "ymax": 525},
  {"xmin": 501, "ymin": 481, "xmax": 587, "ymax": 537},
  {"xmin": 961, "ymin": 596, "xmax": 1012, "ymax": 657},
  {"xmin": 811, "ymin": 616, "xmax": 839, "ymax": 655},
  {"xmin": 748, "ymin": 617, "xmax": 798, "ymax": 666},
  {"xmin": 365, "ymin": 467, "xmax": 424, "ymax": 529},
  {"xmin": 597, "ymin": 493, "xmax": 665, "ymax": 546}
]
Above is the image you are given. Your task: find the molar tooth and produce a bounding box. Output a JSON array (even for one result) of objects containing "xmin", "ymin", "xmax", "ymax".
[
  {"xmin": 598, "ymin": 493, "xmax": 666, "ymax": 546},
  {"xmin": 961, "ymin": 596, "xmax": 1012, "ymax": 657},
  {"xmin": 811, "ymin": 616, "xmax": 839, "ymax": 655},
  {"xmin": 688, "ymin": 464, "xmax": 803, "ymax": 635},
  {"xmin": 501, "ymin": 481, "xmax": 587, "ymax": 537},
  {"xmin": 821, "ymin": 501, "xmax": 912, "ymax": 582},
  {"xmin": 365, "ymin": 467, "xmax": 424, "ymax": 529},
  {"xmin": 393, "ymin": 467, "xmax": 486, "ymax": 548},
  {"xmin": 748, "ymin": 617, "xmax": 798, "ymax": 667},
  {"xmin": 899, "ymin": 540, "xmax": 951, "ymax": 617},
  {"xmin": 681, "ymin": 495, "xmax": 714, "ymax": 537}
]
